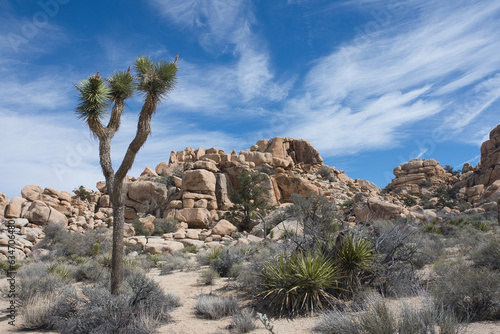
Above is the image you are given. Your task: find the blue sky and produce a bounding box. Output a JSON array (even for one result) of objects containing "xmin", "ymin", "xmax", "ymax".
[{"xmin": 1, "ymin": 0, "xmax": 500, "ymax": 198}]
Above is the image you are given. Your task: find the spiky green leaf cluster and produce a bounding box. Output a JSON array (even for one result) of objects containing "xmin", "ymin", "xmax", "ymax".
[
  {"xmin": 257, "ymin": 251, "xmax": 342, "ymax": 318},
  {"xmin": 134, "ymin": 56, "xmax": 178, "ymax": 100},
  {"xmin": 75, "ymin": 74, "xmax": 111, "ymax": 122},
  {"xmin": 108, "ymin": 71, "xmax": 134, "ymax": 101}
]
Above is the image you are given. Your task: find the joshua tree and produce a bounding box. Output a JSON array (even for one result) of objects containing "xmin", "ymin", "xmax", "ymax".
[{"xmin": 75, "ymin": 55, "xmax": 178, "ymax": 295}]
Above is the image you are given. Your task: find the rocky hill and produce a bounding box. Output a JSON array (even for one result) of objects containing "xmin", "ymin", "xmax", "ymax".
[{"xmin": 1, "ymin": 125, "xmax": 500, "ymax": 261}]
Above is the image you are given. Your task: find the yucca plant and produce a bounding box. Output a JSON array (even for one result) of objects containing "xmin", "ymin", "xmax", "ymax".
[
  {"xmin": 257, "ymin": 251, "xmax": 342, "ymax": 317},
  {"xmin": 335, "ymin": 234, "xmax": 377, "ymax": 293},
  {"xmin": 74, "ymin": 55, "xmax": 178, "ymax": 295}
]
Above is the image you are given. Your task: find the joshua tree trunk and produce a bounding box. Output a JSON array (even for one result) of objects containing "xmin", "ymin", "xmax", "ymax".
[{"xmin": 75, "ymin": 56, "xmax": 178, "ymax": 295}]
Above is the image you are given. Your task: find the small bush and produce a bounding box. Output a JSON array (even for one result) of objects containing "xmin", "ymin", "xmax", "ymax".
[
  {"xmin": 257, "ymin": 251, "xmax": 342, "ymax": 318},
  {"xmin": 34, "ymin": 223, "xmax": 112, "ymax": 258},
  {"xmin": 287, "ymin": 193, "xmax": 338, "ymax": 241},
  {"xmin": 59, "ymin": 273, "xmax": 180, "ymax": 333},
  {"xmin": 230, "ymin": 309, "xmax": 257, "ymax": 333},
  {"xmin": 132, "ymin": 219, "xmax": 150, "ymax": 236},
  {"xmin": 73, "ymin": 185, "xmax": 91, "ymax": 202},
  {"xmin": 210, "ymin": 248, "xmax": 245, "ymax": 277},
  {"xmin": 195, "ymin": 294, "xmax": 239, "ymax": 319},
  {"xmin": 159, "ymin": 252, "xmax": 192, "ymax": 275},
  {"xmin": 432, "ymin": 261, "xmax": 500, "ymax": 321},
  {"xmin": 314, "ymin": 293, "xmax": 462, "ymax": 334},
  {"xmin": 20, "ymin": 288, "xmax": 78, "ymax": 330},
  {"xmin": 402, "ymin": 195, "xmax": 417, "ymax": 207},
  {"xmin": 199, "ymin": 268, "xmax": 220, "ymax": 285},
  {"xmin": 367, "ymin": 221, "xmax": 438, "ymax": 297},
  {"xmin": 72, "ymin": 259, "xmax": 109, "ymax": 283},
  {"xmin": 471, "ymin": 235, "xmax": 500, "ymax": 270},
  {"xmin": 318, "ymin": 165, "xmax": 336, "ymax": 182},
  {"xmin": 152, "ymin": 217, "xmax": 179, "ymax": 236},
  {"xmin": 17, "ymin": 263, "xmax": 69, "ymax": 301}
]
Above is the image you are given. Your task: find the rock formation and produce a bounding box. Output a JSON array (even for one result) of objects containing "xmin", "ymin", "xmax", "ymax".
[{"xmin": 3, "ymin": 126, "xmax": 500, "ymax": 259}]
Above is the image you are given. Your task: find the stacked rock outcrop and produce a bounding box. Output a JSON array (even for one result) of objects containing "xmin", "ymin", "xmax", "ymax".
[{"xmin": 386, "ymin": 159, "xmax": 453, "ymax": 196}]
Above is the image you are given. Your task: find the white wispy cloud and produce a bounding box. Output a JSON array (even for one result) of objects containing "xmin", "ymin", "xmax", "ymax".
[
  {"xmin": 149, "ymin": 0, "xmax": 292, "ymax": 103},
  {"xmin": 280, "ymin": 0, "xmax": 500, "ymax": 155}
]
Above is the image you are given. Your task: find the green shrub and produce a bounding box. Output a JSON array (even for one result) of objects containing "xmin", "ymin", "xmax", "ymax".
[
  {"xmin": 34, "ymin": 223, "xmax": 111, "ymax": 258},
  {"xmin": 72, "ymin": 259, "xmax": 109, "ymax": 283},
  {"xmin": 152, "ymin": 217, "xmax": 179, "ymax": 235},
  {"xmin": 132, "ymin": 219, "xmax": 150, "ymax": 236},
  {"xmin": 159, "ymin": 252, "xmax": 192, "ymax": 275},
  {"xmin": 366, "ymin": 221, "xmax": 439, "ymax": 297},
  {"xmin": 402, "ymin": 196, "xmax": 417, "ymax": 207},
  {"xmin": 229, "ymin": 170, "xmax": 273, "ymax": 231},
  {"xmin": 17, "ymin": 263, "xmax": 70, "ymax": 301},
  {"xmin": 471, "ymin": 235, "xmax": 500, "ymax": 270},
  {"xmin": 287, "ymin": 193, "xmax": 338, "ymax": 241},
  {"xmin": 210, "ymin": 248, "xmax": 245, "ymax": 277},
  {"xmin": 432, "ymin": 261, "xmax": 500, "ymax": 321},
  {"xmin": 257, "ymin": 251, "xmax": 342, "ymax": 317},
  {"xmin": 195, "ymin": 294, "xmax": 239, "ymax": 319},
  {"xmin": 73, "ymin": 185, "xmax": 91, "ymax": 202},
  {"xmin": 314, "ymin": 293, "xmax": 462, "ymax": 334},
  {"xmin": 318, "ymin": 165, "xmax": 336, "ymax": 182},
  {"xmin": 198, "ymin": 268, "xmax": 220, "ymax": 285},
  {"xmin": 58, "ymin": 273, "xmax": 180, "ymax": 333}
]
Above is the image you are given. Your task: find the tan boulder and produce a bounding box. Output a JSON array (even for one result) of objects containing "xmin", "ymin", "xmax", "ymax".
[
  {"xmin": 185, "ymin": 229, "xmax": 200, "ymax": 239},
  {"xmin": 123, "ymin": 223, "xmax": 135, "ymax": 237},
  {"xmin": 268, "ymin": 137, "xmax": 286, "ymax": 159},
  {"xmin": 138, "ymin": 215, "xmax": 155, "ymax": 234},
  {"xmin": 5, "ymin": 197, "xmax": 27, "ymax": 218},
  {"xmin": 193, "ymin": 160, "xmax": 219, "ymax": 172},
  {"xmin": 21, "ymin": 185, "xmax": 43, "ymax": 201},
  {"xmin": 48, "ymin": 208, "xmax": 68, "ymax": 226},
  {"xmin": 354, "ymin": 179, "xmax": 380, "ymax": 193},
  {"xmin": 482, "ymin": 180, "xmax": 500, "ymax": 201},
  {"xmin": 182, "ymin": 169, "xmax": 216, "ymax": 193},
  {"xmin": 353, "ymin": 193, "xmax": 405, "ymax": 222},
  {"xmin": 174, "ymin": 208, "xmax": 212, "ymax": 228},
  {"xmin": 212, "ymin": 219, "xmax": 237, "ymax": 236},
  {"xmin": 215, "ymin": 173, "xmax": 233, "ymax": 210},
  {"xmin": 0, "ymin": 192, "xmax": 8, "ymax": 217},
  {"xmin": 58, "ymin": 191, "xmax": 73, "ymax": 203},
  {"xmin": 43, "ymin": 187, "xmax": 60, "ymax": 198},
  {"xmin": 239, "ymin": 151, "xmax": 273, "ymax": 166},
  {"xmin": 273, "ymin": 174, "xmax": 320, "ymax": 202},
  {"xmin": 140, "ymin": 166, "xmax": 158, "ymax": 178},
  {"xmin": 96, "ymin": 181, "xmax": 107, "ymax": 193},
  {"xmin": 99, "ymin": 194, "xmax": 110, "ymax": 207},
  {"xmin": 128, "ymin": 181, "xmax": 167, "ymax": 206},
  {"xmin": 155, "ymin": 161, "xmax": 169, "ymax": 175},
  {"xmin": 270, "ymin": 219, "xmax": 303, "ymax": 240},
  {"xmin": 26, "ymin": 200, "xmax": 51, "ymax": 225},
  {"xmin": 288, "ymin": 138, "xmax": 323, "ymax": 165}
]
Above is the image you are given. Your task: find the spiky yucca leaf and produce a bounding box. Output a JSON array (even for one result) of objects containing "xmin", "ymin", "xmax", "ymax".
[
  {"xmin": 75, "ymin": 74, "xmax": 110, "ymax": 122},
  {"xmin": 134, "ymin": 56, "xmax": 178, "ymax": 100},
  {"xmin": 257, "ymin": 252, "xmax": 342, "ymax": 317},
  {"xmin": 108, "ymin": 70, "xmax": 134, "ymax": 101},
  {"xmin": 336, "ymin": 234, "xmax": 377, "ymax": 293},
  {"xmin": 337, "ymin": 234, "xmax": 377, "ymax": 273}
]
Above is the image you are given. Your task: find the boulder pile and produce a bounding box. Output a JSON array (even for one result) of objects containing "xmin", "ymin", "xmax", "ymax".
[{"xmin": 2, "ymin": 126, "xmax": 500, "ymax": 259}]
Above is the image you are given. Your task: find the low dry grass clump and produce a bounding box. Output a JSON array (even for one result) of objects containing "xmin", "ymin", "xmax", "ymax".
[
  {"xmin": 314, "ymin": 292, "xmax": 463, "ymax": 334},
  {"xmin": 195, "ymin": 294, "xmax": 239, "ymax": 319},
  {"xmin": 230, "ymin": 309, "xmax": 257, "ymax": 333}
]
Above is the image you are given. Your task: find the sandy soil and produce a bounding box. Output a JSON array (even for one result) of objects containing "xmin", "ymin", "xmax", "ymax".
[{"xmin": 1, "ymin": 268, "xmax": 499, "ymax": 334}]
